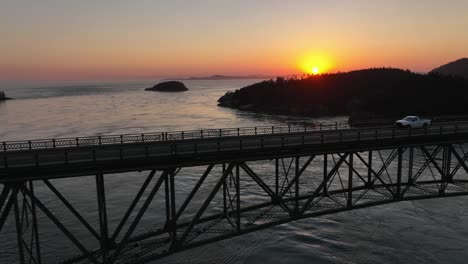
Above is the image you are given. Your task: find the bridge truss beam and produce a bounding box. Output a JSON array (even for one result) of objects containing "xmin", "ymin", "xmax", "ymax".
[{"xmin": 1, "ymin": 143, "xmax": 468, "ymax": 263}]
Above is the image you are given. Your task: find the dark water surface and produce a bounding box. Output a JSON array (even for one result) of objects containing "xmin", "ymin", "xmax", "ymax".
[{"xmin": 1, "ymin": 80, "xmax": 467, "ymax": 263}]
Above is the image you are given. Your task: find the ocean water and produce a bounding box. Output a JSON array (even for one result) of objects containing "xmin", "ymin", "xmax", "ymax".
[{"xmin": 1, "ymin": 80, "xmax": 468, "ymax": 263}]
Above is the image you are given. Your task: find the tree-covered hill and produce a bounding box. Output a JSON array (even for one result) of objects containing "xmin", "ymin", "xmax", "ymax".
[
  {"xmin": 218, "ymin": 68, "xmax": 468, "ymax": 121},
  {"xmin": 430, "ymin": 58, "xmax": 468, "ymax": 79},
  {"xmin": 0, "ymin": 90, "xmax": 11, "ymax": 101}
]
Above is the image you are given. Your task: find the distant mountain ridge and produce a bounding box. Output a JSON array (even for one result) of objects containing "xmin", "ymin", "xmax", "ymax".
[
  {"xmin": 430, "ymin": 58, "xmax": 468, "ymax": 79},
  {"xmin": 165, "ymin": 75, "xmax": 274, "ymax": 81}
]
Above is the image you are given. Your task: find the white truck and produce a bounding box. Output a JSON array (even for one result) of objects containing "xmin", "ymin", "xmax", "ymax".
[{"xmin": 395, "ymin": 116, "xmax": 431, "ymax": 128}]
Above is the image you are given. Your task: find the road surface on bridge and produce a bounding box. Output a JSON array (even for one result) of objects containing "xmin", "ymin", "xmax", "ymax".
[{"xmin": 1, "ymin": 122, "xmax": 467, "ymax": 180}]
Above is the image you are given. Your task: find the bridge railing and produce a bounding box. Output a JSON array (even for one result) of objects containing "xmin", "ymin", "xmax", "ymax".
[
  {"xmin": 2, "ymin": 122, "xmax": 468, "ymax": 172},
  {"xmin": 1, "ymin": 122, "xmax": 350, "ymax": 152},
  {"xmin": 4, "ymin": 121, "xmax": 468, "ymax": 153}
]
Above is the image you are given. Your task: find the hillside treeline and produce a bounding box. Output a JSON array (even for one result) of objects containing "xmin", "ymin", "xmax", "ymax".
[{"xmin": 218, "ymin": 68, "xmax": 468, "ymax": 120}]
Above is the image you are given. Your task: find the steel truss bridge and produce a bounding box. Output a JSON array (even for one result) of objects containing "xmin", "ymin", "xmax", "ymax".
[{"xmin": 2, "ymin": 122, "xmax": 468, "ymax": 263}]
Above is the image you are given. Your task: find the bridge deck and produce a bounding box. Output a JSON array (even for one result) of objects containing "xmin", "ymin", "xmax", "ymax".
[
  {"xmin": 3, "ymin": 123, "xmax": 468, "ymax": 263},
  {"xmin": 1, "ymin": 122, "xmax": 468, "ymax": 180}
]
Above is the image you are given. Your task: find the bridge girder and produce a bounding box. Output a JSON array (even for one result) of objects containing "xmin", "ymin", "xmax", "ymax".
[{"xmin": 1, "ymin": 144, "xmax": 468, "ymax": 263}]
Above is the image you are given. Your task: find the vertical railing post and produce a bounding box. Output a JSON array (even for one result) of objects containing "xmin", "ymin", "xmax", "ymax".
[
  {"xmin": 182, "ymin": 131, "xmax": 185, "ymax": 140},
  {"xmin": 120, "ymin": 135, "xmax": 123, "ymax": 144},
  {"xmin": 288, "ymin": 124, "xmax": 291, "ymax": 133},
  {"xmin": 219, "ymin": 129, "xmax": 222, "ymax": 137},
  {"xmin": 200, "ymin": 130, "xmax": 203, "ymax": 139},
  {"xmin": 237, "ymin": 128, "xmax": 240, "ymax": 136},
  {"xmin": 98, "ymin": 136, "xmax": 102, "ymax": 145},
  {"xmin": 2, "ymin": 142, "xmax": 6, "ymax": 152},
  {"xmin": 255, "ymin": 127, "xmax": 257, "ymax": 135},
  {"xmin": 28, "ymin": 141, "xmax": 32, "ymax": 150},
  {"xmin": 141, "ymin": 133, "xmax": 145, "ymax": 142},
  {"xmin": 272, "ymin": 126, "xmax": 274, "ymax": 134},
  {"xmin": 52, "ymin": 139, "xmax": 56, "ymax": 148},
  {"xmin": 335, "ymin": 122, "xmax": 338, "ymax": 130}
]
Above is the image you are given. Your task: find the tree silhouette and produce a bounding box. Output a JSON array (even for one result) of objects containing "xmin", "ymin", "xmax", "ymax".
[{"xmin": 218, "ymin": 68, "xmax": 468, "ymax": 122}]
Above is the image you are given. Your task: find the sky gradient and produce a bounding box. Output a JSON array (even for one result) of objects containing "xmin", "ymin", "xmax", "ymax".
[{"xmin": 1, "ymin": 0, "xmax": 468, "ymax": 80}]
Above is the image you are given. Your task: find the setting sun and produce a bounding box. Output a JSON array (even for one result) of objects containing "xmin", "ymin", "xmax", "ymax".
[{"xmin": 298, "ymin": 53, "xmax": 334, "ymax": 75}]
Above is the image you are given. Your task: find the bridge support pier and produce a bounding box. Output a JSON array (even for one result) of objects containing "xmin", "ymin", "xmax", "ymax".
[
  {"xmin": 347, "ymin": 153, "xmax": 353, "ymax": 208},
  {"xmin": 408, "ymin": 147, "xmax": 414, "ymax": 185},
  {"xmin": 0, "ymin": 182, "xmax": 42, "ymax": 264},
  {"xmin": 96, "ymin": 173, "xmax": 109, "ymax": 263},
  {"xmin": 323, "ymin": 154, "xmax": 328, "ymax": 196},
  {"xmin": 295, "ymin": 157, "xmax": 300, "ymax": 214},
  {"xmin": 396, "ymin": 148, "xmax": 403, "ymax": 199},
  {"xmin": 168, "ymin": 169, "xmax": 178, "ymax": 249},
  {"xmin": 367, "ymin": 151, "xmax": 373, "ymax": 189},
  {"xmin": 441, "ymin": 145, "xmax": 452, "ymax": 194}
]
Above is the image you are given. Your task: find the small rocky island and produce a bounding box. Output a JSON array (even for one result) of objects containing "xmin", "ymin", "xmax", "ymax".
[
  {"xmin": 0, "ymin": 90, "xmax": 11, "ymax": 101},
  {"xmin": 145, "ymin": 81, "xmax": 189, "ymax": 92}
]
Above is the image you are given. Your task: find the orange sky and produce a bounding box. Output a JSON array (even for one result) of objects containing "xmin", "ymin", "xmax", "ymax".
[{"xmin": 1, "ymin": 1, "xmax": 467, "ymax": 80}]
